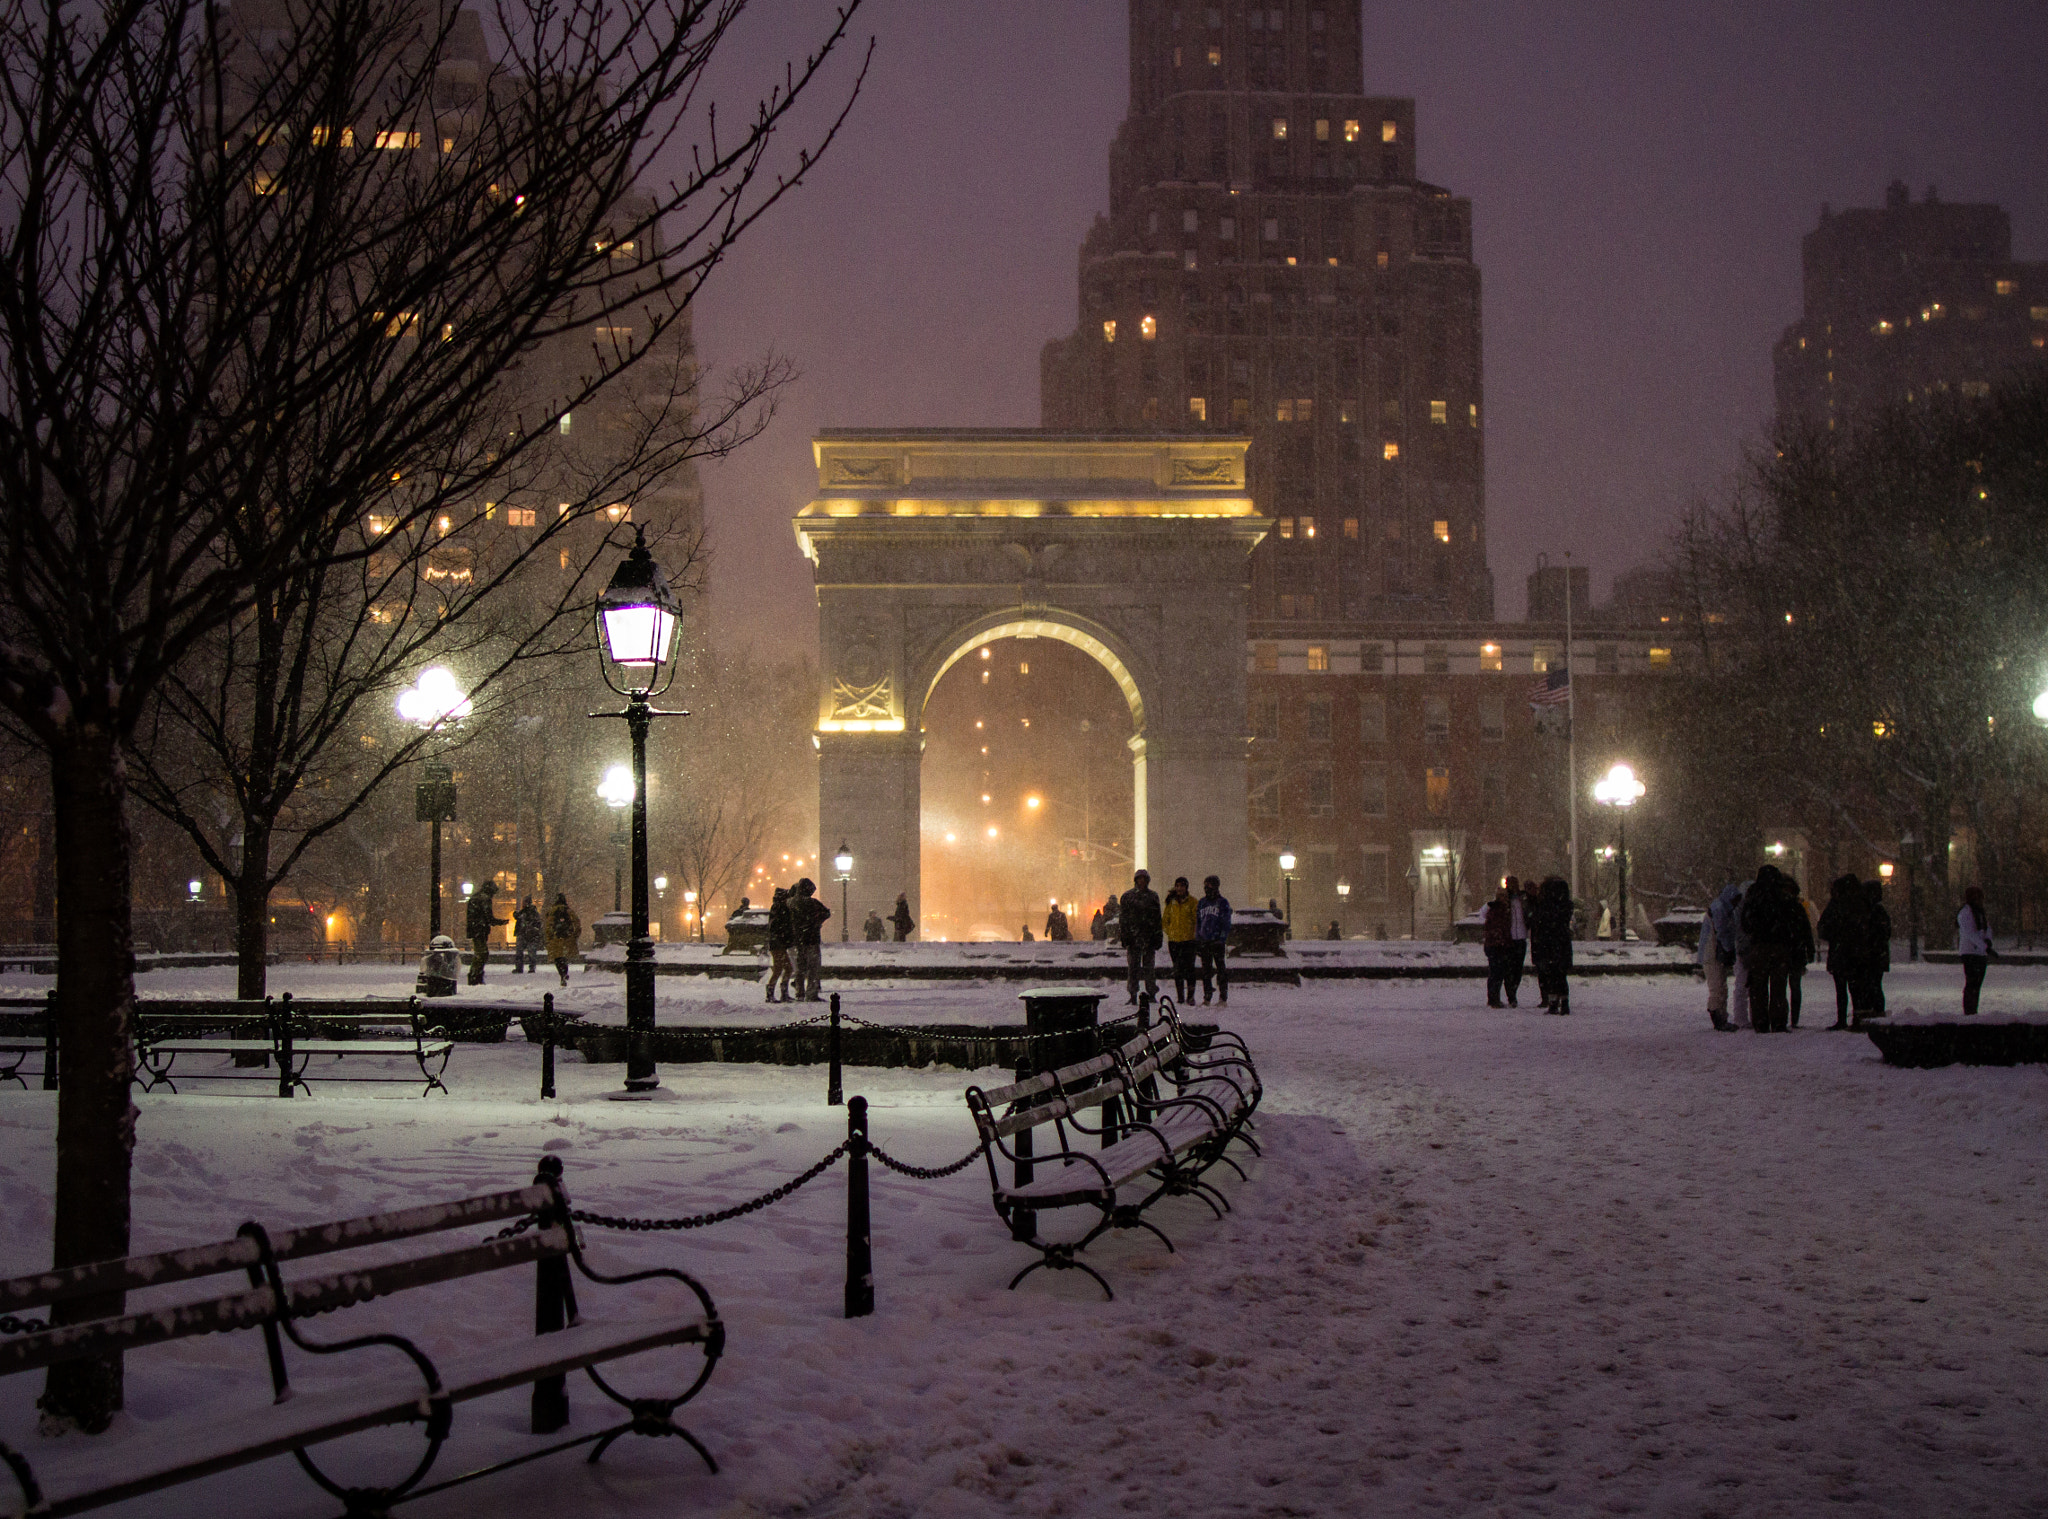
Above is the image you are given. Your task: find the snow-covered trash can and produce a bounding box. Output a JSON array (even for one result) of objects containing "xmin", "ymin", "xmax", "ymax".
[{"xmin": 415, "ymin": 935, "xmax": 461, "ymax": 998}]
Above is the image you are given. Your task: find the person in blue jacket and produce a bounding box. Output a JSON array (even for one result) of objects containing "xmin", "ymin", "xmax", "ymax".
[{"xmin": 1194, "ymin": 875, "xmax": 1233, "ymax": 1006}]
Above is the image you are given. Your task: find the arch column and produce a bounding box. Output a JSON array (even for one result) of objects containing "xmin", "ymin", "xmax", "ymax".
[{"xmin": 818, "ymin": 729, "xmax": 922, "ymax": 936}]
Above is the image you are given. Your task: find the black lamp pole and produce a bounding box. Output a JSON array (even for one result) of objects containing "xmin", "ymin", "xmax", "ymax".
[
  {"xmin": 1616, "ymin": 812, "xmax": 1629, "ymax": 944},
  {"xmin": 624, "ymin": 699, "xmax": 655, "ymax": 1086}
]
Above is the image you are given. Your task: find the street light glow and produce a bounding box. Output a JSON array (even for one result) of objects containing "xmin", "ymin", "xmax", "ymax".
[
  {"xmin": 598, "ymin": 763, "xmax": 635, "ymax": 809},
  {"xmin": 2033, "ymin": 688, "xmax": 2048, "ymax": 726},
  {"xmin": 1278, "ymin": 850, "xmax": 1296, "ymax": 873},
  {"xmin": 396, "ymin": 666, "xmax": 471, "ymax": 728},
  {"xmin": 1593, "ymin": 762, "xmax": 1646, "ymax": 808}
]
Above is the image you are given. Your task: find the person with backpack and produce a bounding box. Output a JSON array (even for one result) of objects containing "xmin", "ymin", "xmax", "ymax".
[
  {"xmin": 544, "ymin": 893, "xmax": 581, "ymax": 988},
  {"xmin": 1957, "ymin": 885, "xmax": 1997, "ymax": 1016},
  {"xmin": 792, "ymin": 877, "xmax": 831, "ymax": 1001},
  {"xmin": 512, "ymin": 896, "xmax": 544, "ymax": 975},
  {"xmin": 1194, "ymin": 876, "xmax": 1232, "ymax": 1006}
]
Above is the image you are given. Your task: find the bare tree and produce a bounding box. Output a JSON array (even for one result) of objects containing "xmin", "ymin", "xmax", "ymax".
[{"xmin": 0, "ymin": 0, "xmax": 867, "ymax": 1426}]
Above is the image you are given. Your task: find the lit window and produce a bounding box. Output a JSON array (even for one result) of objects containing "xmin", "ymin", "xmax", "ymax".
[
  {"xmin": 560, "ymin": 549, "xmax": 571, "ymax": 569},
  {"xmin": 1277, "ymin": 400, "xmax": 1294, "ymax": 422},
  {"xmin": 1383, "ymin": 441, "xmax": 1400, "ymax": 460},
  {"xmin": 1189, "ymin": 396, "xmax": 1207, "ymax": 421},
  {"xmin": 1278, "ymin": 516, "xmax": 1294, "ymax": 539},
  {"xmin": 605, "ymin": 503, "xmax": 632, "ymax": 522},
  {"xmin": 1306, "ymin": 645, "xmax": 1330, "ymax": 672},
  {"xmin": 559, "ymin": 413, "xmax": 572, "ymax": 434},
  {"xmin": 1381, "ymin": 120, "xmax": 1397, "ymax": 142},
  {"xmin": 1532, "ymin": 645, "xmax": 1555, "ymax": 674},
  {"xmin": 249, "ymin": 170, "xmax": 279, "ymax": 195},
  {"xmin": 507, "ymin": 507, "xmax": 538, "ymax": 527},
  {"xmin": 1301, "ymin": 516, "xmax": 1316, "ymax": 539},
  {"xmin": 441, "ymin": 136, "xmax": 455, "ymax": 153},
  {"xmin": 1296, "ymin": 397, "xmax": 1314, "ymax": 421},
  {"xmin": 1142, "ymin": 397, "xmax": 1162, "ymax": 421},
  {"xmin": 1254, "ymin": 642, "xmax": 1279, "ymax": 672},
  {"xmin": 1994, "ymin": 279, "xmax": 2016, "ymax": 297},
  {"xmin": 1020, "ymin": 662, "xmax": 1029, "ymax": 675},
  {"xmin": 374, "ymin": 129, "xmax": 421, "ymax": 150},
  {"xmin": 1480, "ymin": 642, "xmax": 1502, "ymax": 672},
  {"xmin": 1343, "ymin": 517, "xmax": 1359, "ymax": 540},
  {"xmin": 1173, "ymin": 45, "xmax": 1183, "ymax": 66},
  {"xmin": 366, "ymin": 515, "xmax": 387, "ymax": 536},
  {"xmin": 441, "ymin": 323, "xmax": 454, "ymax": 342},
  {"xmin": 1339, "ymin": 401, "xmax": 1357, "ymax": 423},
  {"xmin": 2032, "ymin": 306, "xmax": 2048, "ymax": 322},
  {"xmin": 1469, "ymin": 403, "xmax": 1480, "ymax": 427},
  {"xmin": 1207, "ymin": 46, "xmax": 1221, "ymax": 66},
  {"xmin": 1344, "ymin": 120, "xmax": 1361, "ymax": 142},
  {"xmin": 1272, "ymin": 118, "xmax": 1289, "ymax": 140},
  {"xmin": 1430, "ymin": 400, "xmax": 1449, "ymax": 424},
  {"xmin": 1103, "ymin": 320, "xmax": 1117, "ymax": 343},
  {"xmin": 1184, "ymin": 249, "xmax": 1198, "ymax": 270},
  {"xmin": 1433, "ymin": 520, "xmax": 1450, "ymax": 542},
  {"xmin": 1315, "ymin": 119, "xmax": 1330, "ymax": 141},
  {"xmin": 1426, "ymin": 766, "xmax": 1450, "ymax": 815},
  {"xmin": 1286, "ymin": 256, "xmax": 1298, "ymax": 267},
  {"xmin": 1872, "ymin": 319, "xmax": 1894, "ymax": 336},
  {"xmin": 1376, "ymin": 250, "xmax": 1390, "ymax": 269},
  {"xmin": 1140, "ymin": 314, "xmax": 1158, "ymax": 340},
  {"xmin": 1648, "ymin": 647, "xmax": 1671, "ymax": 666}
]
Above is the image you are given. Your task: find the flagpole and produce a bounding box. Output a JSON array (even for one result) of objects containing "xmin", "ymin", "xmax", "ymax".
[{"xmin": 1566, "ymin": 551, "xmax": 1579, "ymax": 905}]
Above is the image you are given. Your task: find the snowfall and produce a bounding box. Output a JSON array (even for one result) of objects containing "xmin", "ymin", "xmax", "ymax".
[{"xmin": 3, "ymin": 949, "xmax": 2045, "ymax": 1518}]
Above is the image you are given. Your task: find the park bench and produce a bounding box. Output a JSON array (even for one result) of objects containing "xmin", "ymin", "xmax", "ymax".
[
  {"xmin": 0, "ymin": 1157, "xmax": 723, "ymax": 1519},
  {"xmin": 963, "ymin": 1017, "xmax": 1261, "ymax": 1298},
  {"xmin": 0, "ymin": 996, "xmax": 54, "ymax": 1090},
  {"xmin": 135, "ymin": 994, "xmax": 453, "ymax": 1097}
]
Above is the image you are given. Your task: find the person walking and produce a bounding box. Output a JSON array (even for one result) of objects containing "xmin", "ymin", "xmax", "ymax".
[
  {"xmin": 889, "ymin": 893, "xmax": 914, "ymax": 943},
  {"xmin": 1162, "ymin": 876, "xmax": 1199, "ymax": 1003},
  {"xmin": 1194, "ymin": 875, "xmax": 1232, "ymax": 1005},
  {"xmin": 1528, "ymin": 876, "xmax": 1575, "ymax": 1014},
  {"xmin": 1957, "ymin": 885, "xmax": 1996, "ymax": 1016},
  {"xmin": 793, "ymin": 877, "xmax": 831, "ymax": 1000},
  {"xmin": 1044, "ymin": 901, "xmax": 1071, "ymax": 942},
  {"xmin": 464, "ymin": 882, "xmax": 506, "ymax": 985},
  {"xmin": 765, "ymin": 886, "xmax": 795, "ymax": 1003},
  {"xmin": 1482, "ymin": 882, "xmax": 1515, "ymax": 1008},
  {"xmin": 1815, "ymin": 875, "xmax": 1864, "ymax": 1030},
  {"xmin": 512, "ymin": 896, "xmax": 544, "ymax": 975},
  {"xmin": 544, "ymin": 893, "xmax": 580, "ymax": 987},
  {"xmin": 1117, "ymin": 869, "xmax": 1163, "ymax": 1004},
  {"xmin": 863, "ymin": 908, "xmax": 886, "ymax": 942}
]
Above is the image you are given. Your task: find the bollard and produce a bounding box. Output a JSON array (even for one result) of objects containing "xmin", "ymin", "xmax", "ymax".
[
  {"xmin": 276, "ymin": 993, "xmax": 296, "ymax": 1100},
  {"xmin": 41, "ymin": 988, "xmax": 57, "ymax": 1091},
  {"xmin": 844, "ymin": 1096, "xmax": 874, "ymax": 1319},
  {"xmin": 827, "ymin": 993, "xmax": 844, "ymax": 1107},
  {"xmin": 530, "ymin": 1155, "xmax": 574, "ymax": 1432},
  {"xmin": 540, "ymin": 993, "xmax": 557, "ymax": 1100}
]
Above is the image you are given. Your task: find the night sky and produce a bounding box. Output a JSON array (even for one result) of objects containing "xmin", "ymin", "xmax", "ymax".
[{"xmin": 686, "ymin": 1, "xmax": 2048, "ymax": 654}]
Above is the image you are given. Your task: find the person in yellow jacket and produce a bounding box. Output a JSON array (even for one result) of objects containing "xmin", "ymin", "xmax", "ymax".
[{"xmin": 1162, "ymin": 876, "xmax": 1199, "ymax": 1004}]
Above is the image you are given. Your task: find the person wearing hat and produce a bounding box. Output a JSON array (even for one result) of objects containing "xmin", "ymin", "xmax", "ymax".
[
  {"xmin": 1117, "ymin": 868, "xmax": 1164, "ymax": 1004},
  {"xmin": 544, "ymin": 892, "xmax": 581, "ymax": 987},
  {"xmin": 465, "ymin": 881, "xmax": 507, "ymax": 985}
]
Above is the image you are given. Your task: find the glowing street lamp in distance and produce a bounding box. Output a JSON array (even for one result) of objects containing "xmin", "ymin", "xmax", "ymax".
[
  {"xmin": 1592, "ymin": 762, "xmax": 1646, "ymax": 809},
  {"xmin": 598, "ymin": 764, "xmax": 635, "ymax": 809},
  {"xmin": 395, "ymin": 666, "xmax": 471, "ymax": 729}
]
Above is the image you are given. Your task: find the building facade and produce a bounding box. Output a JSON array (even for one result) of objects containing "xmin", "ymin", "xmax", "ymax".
[{"xmin": 1775, "ymin": 181, "xmax": 2048, "ymax": 429}]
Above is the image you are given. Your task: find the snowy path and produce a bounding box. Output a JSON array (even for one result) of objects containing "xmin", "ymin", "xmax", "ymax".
[{"xmin": 2, "ymin": 963, "xmax": 2045, "ymax": 1517}]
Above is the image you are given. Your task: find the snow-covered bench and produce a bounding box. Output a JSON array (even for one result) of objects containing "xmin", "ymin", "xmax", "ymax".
[
  {"xmin": 135, "ymin": 993, "xmax": 454, "ymax": 1097},
  {"xmin": 0, "ymin": 1157, "xmax": 723, "ymax": 1518},
  {"xmin": 963, "ymin": 1016, "xmax": 1261, "ymax": 1299},
  {"xmin": 0, "ymin": 996, "xmax": 54, "ymax": 1090}
]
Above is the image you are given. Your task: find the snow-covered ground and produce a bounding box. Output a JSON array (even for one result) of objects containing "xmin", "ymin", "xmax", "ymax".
[{"xmin": 3, "ymin": 959, "xmax": 2045, "ymax": 1517}]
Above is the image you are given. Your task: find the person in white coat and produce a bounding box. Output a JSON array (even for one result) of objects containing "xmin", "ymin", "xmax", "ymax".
[{"xmin": 1956, "ymin": 886, "xmax": 1996, "ymax": 1016}]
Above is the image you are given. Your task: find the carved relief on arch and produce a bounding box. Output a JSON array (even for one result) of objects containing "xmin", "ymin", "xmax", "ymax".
[{"xmin": 830, "ymin": 636, "xmax": 895, "ymax": 722}]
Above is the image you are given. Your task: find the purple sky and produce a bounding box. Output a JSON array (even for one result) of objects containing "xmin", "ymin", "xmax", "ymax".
[{"xmin": 686, "ymin": 1, "xmax": 2048, "ymax": 653}]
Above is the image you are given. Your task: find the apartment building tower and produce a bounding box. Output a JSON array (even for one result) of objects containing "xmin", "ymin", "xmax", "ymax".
[{"xmin": 1041, "ymin": 0, "xmax": 1490, "ymax": 625}]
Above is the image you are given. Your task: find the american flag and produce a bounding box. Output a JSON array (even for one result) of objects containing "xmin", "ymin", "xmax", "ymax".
[{"xmin": 1529, "ymin": 668, "xmax": 1571, "ymax": 707}]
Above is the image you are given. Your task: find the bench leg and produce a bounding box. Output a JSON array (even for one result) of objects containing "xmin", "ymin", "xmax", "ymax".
[{"xmin": 586, "ymin": 1403, "xmax": 718, "ymax": 1475}]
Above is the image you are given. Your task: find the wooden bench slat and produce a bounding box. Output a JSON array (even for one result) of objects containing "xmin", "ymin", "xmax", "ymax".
[
  {"xmin": 19, "ymin": 1313, "xmax": 709, "ymax": 1518},
  {"xmin": 0, "ymin": 1186, "xmax": 554, "ymax": 1314}
]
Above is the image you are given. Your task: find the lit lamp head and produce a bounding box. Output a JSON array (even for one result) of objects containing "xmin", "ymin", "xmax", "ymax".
[
  {"xmin": 2034, "ymin": 687, "xmax": 2048, "ymax": 728},
  {"xmin": 1336, "ymin": 879, "xmax": 1351, "ymax": 900},
  {"xmin": 833, "ymin": 842, "xmax": 853, "ymax": 876},
  {"xmin": 396, "ymin": 666, "xmax": 472, "ymax": 730},
  {"xmin": 654, "ymin": 875, "xmax": 668, "ymax": 894},
  {"xmin": 598, "ymin": 764, "xmax": 635, "ymax": 810},
  {"xmin": 1878, "ymin": 861, "xmax": 1895, "ymax": 881},
  {"xmin": 1279, "ymin": 850, "xmax": 1297, "ymax": 874},
  {"xmin": 1593, "ymin": 762, "xmax": 1646, "ymax": 809},
  {"xmin": 187, "ymin": 878, "xmax": 204, "ymax": 900},
  {"xmin": 596, "ymin": 525, "xmax": 682, "ymax": 698}
]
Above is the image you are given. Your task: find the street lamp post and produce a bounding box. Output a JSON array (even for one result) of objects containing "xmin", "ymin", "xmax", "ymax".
[
  {"xmin": 397, "ymin": 667, "xmax": 470, "ymax": 941},
  {"xmin": 834, "ymin": 842, "xmax": 853, "ymax": 943},
  {"xmin": 1405, "ymin": 863, "xmax": 1420, "ymax": 940},
  {"xmin": 1278, "ymin": 850, "xmax": 1296, "ymax": 940},
  {"xmin": 1592, "ymin": 762, "xmax": 1646, "ymax": 943},
  {"xmin": 594, "ymin": 527, "xmax": 686, "ymax": 1095},
  {"xmin": 1335, "ymin": 877, "xmax": 1350, "ymax": 939}
]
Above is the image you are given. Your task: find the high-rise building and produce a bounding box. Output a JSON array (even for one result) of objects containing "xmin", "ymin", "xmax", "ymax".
[
  {"xmin": 1041, "ymin": 0, "xmax": 1489, "ymax": 623},
  {"xmin": 1775, "ymin": 181, "xmax": 2048, "ymax": 429}
]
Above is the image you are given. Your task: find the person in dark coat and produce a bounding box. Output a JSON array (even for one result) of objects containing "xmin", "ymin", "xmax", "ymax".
[
  {"xmin": 1194, "ymin": 876, "xmax": 1232, "ymax": 1005},
  {"xmin": 464, "ymin": 882, "xmax": 506, "ymax": 985},
  {"xmin": 793, "ymin": 878, "xmax": 831, "ymax": 1001},
  {"xmin": 1117, "ymin": 870, "xmax": 1163, "ymax": 1004},
  {"xmin": 544, "ymin": 894, "xmax": 580, "ymax": 987},
  {"xmin": 889, "ymin": 893, "xmax": 914, "ymax": 942},
  {"xmin": 1482, "ymin": 883, "xmax": 1515, "ymax": 1008},
  {"xmin": 1739, "ymin": 864, "xmax": 1802, "ymax": 1033},
  {"xmin": 765, "ymin": 886, "xmax": 795, "ymax": 1003},
  {"xmin": 1528, "ymin": 876, "xmax": 1575, "ymax": 1014},
  {"xmin": 863, "ymin": 909, "xmax": 886, "ymax": 942},
  {"xmin": 1815, "ymin": 874, "xmax": 1864, "ymax": 1030},
  {"xmin": 1044, "ymin": 902, "xmax": 1072, "ymax": 941},
  {"xmin": 512, "ymin": 896, "xmax": 544, "ymax": 974},
  {"xmin": 1503, "ymin": 875, "xmax": 1529, "ymax": 1008},
  {"xmin": 1848, "ymin": 879, "xmax": 1892, "ymax": 1021},
  {"xmin": 1090, "ymin": 897, "xmax": 1118, "ymax": 942},
  {"xmin": 1786, "ymin": 876, "xmax": 1816, "ymax": 1028}
]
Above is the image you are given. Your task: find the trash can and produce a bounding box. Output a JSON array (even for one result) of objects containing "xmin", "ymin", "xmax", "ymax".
[
  {"xmin": 1016, "ymin": 985, "xmax": 1106, "ymax": 1075},
  {"xmin": 415, "ymin": 935, "xmax": 461, "ymax": 999}
]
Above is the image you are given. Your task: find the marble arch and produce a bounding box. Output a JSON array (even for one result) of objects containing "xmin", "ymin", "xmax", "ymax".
[{"xmin": 795, "ymin": 430, "xmax": 1268, "ymax": 932}]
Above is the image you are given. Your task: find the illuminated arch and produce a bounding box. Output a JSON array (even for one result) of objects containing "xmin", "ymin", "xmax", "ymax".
[{"xmin": 918, "ymin": 613, "xmax": 1147, "ymax": 735}]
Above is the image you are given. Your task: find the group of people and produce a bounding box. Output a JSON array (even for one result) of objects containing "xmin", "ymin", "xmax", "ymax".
[
  {"xmin": 859, "ymin": 895, "xmax": 917, "ymax": 943},
  {"xmin": 1480, "ymin": 876, "xmax": 1579, "ymax": 1014},
  {"xmin": 1098, "ymin": 869, "xmax": 1235, "ymax": 1006},
  {"xmin": 763, "ymin": 879, "xmax": 832, "ymax": 1002}
]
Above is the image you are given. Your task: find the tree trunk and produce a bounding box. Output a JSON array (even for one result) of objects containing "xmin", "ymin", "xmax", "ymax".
[
  {"xmin": 41, "ymin": 727, "xmax": 137, "ymax": 1432},
  {"xmin": 234, "ymin": 823, "xmax": 273, "ymax": 1001}
]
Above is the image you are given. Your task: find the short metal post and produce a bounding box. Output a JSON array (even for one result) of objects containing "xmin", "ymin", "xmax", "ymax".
[
  {"xmin": 531, "ymin": 1155, "xmax": 572, "ymax": 1432},
  {"xmin": 41, "ymin": 988, "xmax": 56, "ymax": 1091},
  {"xmin": 276, "ymin": 993, "xmax": 295, "ymax": 1099},
  {"xmin": 844, "ymin": 1096, "xmax": 874, "ymax": 1319},
  {"xmin": 540, "ymin": 992, "xmax": 557, "ymax": 1100},
  {"xmin": 827, "ymin": 993, "xmax": 844, "ymax": 1107}
]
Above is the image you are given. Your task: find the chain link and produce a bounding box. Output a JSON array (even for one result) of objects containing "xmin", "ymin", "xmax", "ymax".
[
  {"xmin": 0, "ymin": 1313, "xmax": 47, "ymax": 1336},
  {"xmin": 568, "ymin": 1141, "xmax": 852, "ymax": 1232},
  {"xmin": 865, "ymin": 1143, "xmax": 984, "ymax": 1180}
]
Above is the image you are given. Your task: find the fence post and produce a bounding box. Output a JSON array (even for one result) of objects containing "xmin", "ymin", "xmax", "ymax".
[
  {"xmin": 275, "ymin": 993, "xmax": 295, "ymax": 1100},
  {"xmin": 540, "ymin": 992, "xmax": 557, "ymax": 1100},
  {"xmin": 531, "ymin": 1155, "xmax": 572, "ymax": 1433},
  {"xmin": 41, "ymin": 988, "xmax": 57, "ymax": 1091},
  {"xmin": 844, "ymin": 1095, "xmax": 874, "ymax": 1319},
  {"xmin": 827, "ymin": 993, "xmax": 843, "ymax": 1107}
]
